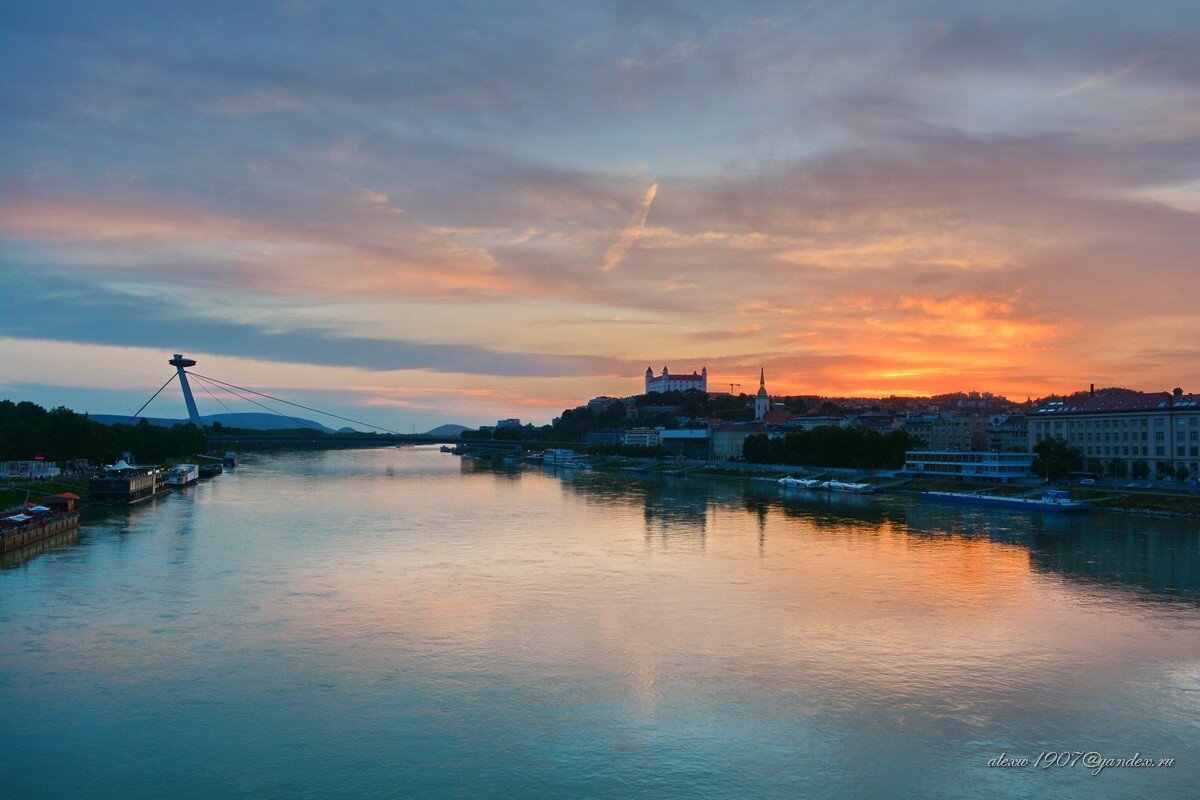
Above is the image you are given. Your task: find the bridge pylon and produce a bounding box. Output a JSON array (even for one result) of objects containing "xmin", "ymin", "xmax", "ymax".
[{"xmin": 168, "ymin": 354, "xmax": 203, "ymax": 428}]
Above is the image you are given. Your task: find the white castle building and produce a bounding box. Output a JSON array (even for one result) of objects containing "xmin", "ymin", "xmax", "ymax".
[{"xmin": 645, "ymin": 366, "xmax": 707, "ymax": 394}]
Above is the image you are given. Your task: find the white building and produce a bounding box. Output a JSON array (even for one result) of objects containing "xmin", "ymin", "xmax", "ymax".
[
  {"xmin": 622, "ymin": 427, "xmax": 661, "ymax": 447},
  {"xmin": 0, "ymin": 460, "xmax": 61, "ymax": 480},
  {"xmin": 904, "ymin": 451, "xmax": 1034, "ymax": 483},
  {"xmin": 645, "ymin": 366, "xmax": 707, "ymax": 394},
  {"xmin": 754, "ymin": 368, "xmax": 769, "ymax": 421}
]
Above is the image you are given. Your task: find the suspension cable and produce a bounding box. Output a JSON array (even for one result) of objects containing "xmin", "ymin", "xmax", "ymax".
[
  {"xmin": 188, "ymin": 373, "xmax": 332, "ymax": 432},
  {"xmin": 185, "ymin": 371, "xmax": 399, "ymax": 434},
  {"xmin": 126, "ymin": 375, "xmax": 177, "ymax": 424},
  {"xmin": 194, "ymin": 376, "xmax": 236, "ymax": 416}
]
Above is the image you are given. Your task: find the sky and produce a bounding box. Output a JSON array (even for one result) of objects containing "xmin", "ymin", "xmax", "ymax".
[{"xmin": 1, "ymin": 1, "xmax": 1198, "ymax": 430}]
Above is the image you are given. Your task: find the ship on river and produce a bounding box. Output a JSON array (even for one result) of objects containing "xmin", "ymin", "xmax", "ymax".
[
  {"xmin": 165, "ymin": 464, "xmax": 200, "ymax": 487},
  {"xmin": 1, "ymin": 493, "xmax": 81, "ymax": 553},
  {"xmin": 921, "ymin": 488, "xmax": 1091, "ymax": 513},
  {"xmin": 88, "ymin": 460, "xmax": 166, "ymax": 505}
]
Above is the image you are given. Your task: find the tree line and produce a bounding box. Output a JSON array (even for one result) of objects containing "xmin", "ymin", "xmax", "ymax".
[
  {"xmin": 742, "ymin": 427, "xmax": 919, "ymax": 469},
  {"xmin": 0, "ymin": 400, "xmax": 207, "ymax": 466}
]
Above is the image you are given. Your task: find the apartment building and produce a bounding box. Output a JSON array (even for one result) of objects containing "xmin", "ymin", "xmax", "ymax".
[{"xmin": 1029, "ymin": 388, "xmax": 1200, "ymax": 478}]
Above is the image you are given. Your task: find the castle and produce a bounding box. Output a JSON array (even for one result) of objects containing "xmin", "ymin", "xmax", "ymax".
[{"xmin": 645, "ymin": 366, "xmax": 707, "ymax": 394}]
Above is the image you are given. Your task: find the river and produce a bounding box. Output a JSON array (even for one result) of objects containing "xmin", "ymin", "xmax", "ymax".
[{"xmin": 2, "ymin": 447, "xmax": 1198, "ymax": 799}]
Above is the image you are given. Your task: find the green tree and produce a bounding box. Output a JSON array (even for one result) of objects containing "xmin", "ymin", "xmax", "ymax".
[
  {"xmin": 1032, "ymin": 437, "xmax": 1082, "ymax": 481},
  {"xmin": 1131, "ymin": 459, "xmax": 1150, "ymax": 479},
  {"xmin": 1107, "ymin": 458, "xmax": 1127, "ymax": 478}
]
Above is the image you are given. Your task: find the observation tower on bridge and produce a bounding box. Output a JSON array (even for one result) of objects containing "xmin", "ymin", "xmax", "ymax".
[{"xmin": 168, "ymin": 354, "xmax": 203, "ymax": 428}]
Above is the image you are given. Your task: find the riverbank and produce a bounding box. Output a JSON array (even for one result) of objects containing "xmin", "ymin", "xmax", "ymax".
[{"xmin": 461, "ymin": 447, "xmax": 1200, "ymax": 519}]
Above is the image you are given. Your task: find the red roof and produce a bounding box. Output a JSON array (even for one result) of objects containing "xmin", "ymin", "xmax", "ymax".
[
  {"xmin": 54, "ymin": 492, "xmax": 81, "ymax": 500},
  {"xmin": 1034, "ymin": 391, "xmax": 1200, "ymax": 415},
  {"xmin": 763, "ymin": 409, "xmax": 792, "ymax": 424}
]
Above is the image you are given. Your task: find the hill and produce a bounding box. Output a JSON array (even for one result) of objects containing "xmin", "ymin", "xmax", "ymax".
[
  {"xmin": 423, "ymin": 424, "xmax": 470, "ymax": 437},
  {"xmin": 88, "ymin": 412, "xmax": 335, "ymax": 433}
]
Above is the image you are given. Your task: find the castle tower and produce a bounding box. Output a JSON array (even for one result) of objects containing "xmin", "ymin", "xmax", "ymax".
[
  {"xmin": 755, "ymin": 367, "xmax": 769, "ymax": 421},
  {"xmin": 645, "ymin": 366, "xmax": 653, "ymax": 394},
  {"xmin": 701, "ymin": 366, "xmax": 708, "ymax": 392}
]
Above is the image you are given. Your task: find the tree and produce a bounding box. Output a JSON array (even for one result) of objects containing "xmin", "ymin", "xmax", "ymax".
[
  {"xmin": 1131, "ymin": 459, "xmax": 1150, "ymax": 479},
  {"xmin": 1177, "ymin": 463, "xmax": 1192, "ymax": 481},
  {"xmin": 1032, "ymin": 437, "xmax": 1082, "ymax": 481},
  {"xmin": 1107, "ymin": 458, "xmax": 1127, "ymax": 478}
]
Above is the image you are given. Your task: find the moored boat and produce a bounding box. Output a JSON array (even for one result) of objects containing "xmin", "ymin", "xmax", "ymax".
[
  {"xmin": 921, "ymin": 489, "xmax": 1091, "ymax": 512},
  {"xmin": 823, "ymin": 480, "xmax": 877, "ymax": 494},
  {"xmin": 778, "ymin": 475, "xmax": 823, "ymax": 489},
  {"xmin": 165, "ymin": 463, "xmax": 200, "ymax": 487},
  {"xmin": 88, "ymin": 460, "xmax": 166, "ymax": 505},
  {"xmin": 222, "ymin": 451, "xmax": 239, "ymax": 468},
  {"xmin": 1, "ymin": 493, "xmax": 81, "ymax": 552},
  {"xmin": 198, "ymin": 462, "xmax": 223, "ymax": 478}
]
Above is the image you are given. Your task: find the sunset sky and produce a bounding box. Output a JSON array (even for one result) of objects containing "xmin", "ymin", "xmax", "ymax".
[{"xmin": 2, "ymin": 1, "xmax": 1198, "ymax": 429}]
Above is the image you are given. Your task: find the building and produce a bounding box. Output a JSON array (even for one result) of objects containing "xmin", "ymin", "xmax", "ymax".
[
  {"xmin": 645, "ymin": 366, "xmax": 707, "ymax": 394},
  {"xmin": 988, "ymin": 414, "xmax": 1029, "ymax": 452},
  {"xmin": 583, "ymin": 429, "xmax": 621, "ymax": 446},
  {"xmin": 903, "ymin": 450, "xmax": 1035, "ymax": 483},
  {"xmin": 587, "ymin": 396, "xmax": 622, "ymax": 412},
  {"xmin": 496, "ymin": 418, "xmax": 521, "ymax": 428},
  {"xmin": 659, "ymin": 428, "xmax": 712, "ymax": 459},
  {"xmin": 1029, "ymin": 388, "xmax": 1200, "ymax": 478},
  {"xmin": 754, "ymin": 368, "xmax": 770, "ymax": 421},
  {"xmin": 844, "ymin": 410, "xmax": 897, "ymax": 434},
  {"xmin": 0, "ymin": 460, "xmax": 61, "ymax": 480},
  {"xmin": 711, "ymin": 423, "xmax": 768, "ymax": 461},
  {"xmin": 621, "ymin": 427, "xmax": 661, "ymax": 448},
  {"xmin": 900, "ymin": 413, "xmax": 986, "ymax": 451},
  {"xmin": 787, "ymin": 414, "xmax": 844, "ymax": 431}
]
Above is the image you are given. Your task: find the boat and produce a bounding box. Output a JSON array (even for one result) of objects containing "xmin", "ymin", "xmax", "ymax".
[
  {"xmin": 921, "ymin": 489, "xmax": 1091, "ymax": 512},
  {"xmin": 440, "ymin": 445, "xmax": 454, "ymax": 453},
  {"xmin": 1, "ymin": 493, "xmax": 81, "ymax": 553},
  {"xmin": 165, "ymin": 463, "xmax": 200, "ymax": 487},
  {"xmin": 222, "ymin": 451, "xmax": 239, "ymax": 468},
  {"xmin": 198, "ymin": 462, "xmax": 223, "ymax": 478},
  {"xmin": 778, "ymin": 475, "xmax": 822, "ymax": 489},
  {"xmin": 823, "ymin": 480, "xmax": 877, "ymax": 494},
  {"xmin": 88, "ymin": 460, "xmax": 166, "ymax": 505}
]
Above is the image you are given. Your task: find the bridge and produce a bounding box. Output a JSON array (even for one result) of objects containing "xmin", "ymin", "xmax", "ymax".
[
  {"xmin": 204, "ymin": 433, "xmax": 544, "ymax": 449},
  {"xmin": 126, "ymin": 353, "xmax": 542, "ymax": 451}
]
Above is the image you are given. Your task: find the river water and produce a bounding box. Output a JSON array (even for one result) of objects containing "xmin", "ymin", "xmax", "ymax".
[{"xmin": 2, "ymin": 447, "xmax": 1198, "ymax": 799}]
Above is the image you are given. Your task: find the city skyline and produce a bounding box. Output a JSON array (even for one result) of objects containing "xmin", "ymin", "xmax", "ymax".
[{"xmin": 3, "ymin": 1, "xmax": 1199, "ymax": 429}]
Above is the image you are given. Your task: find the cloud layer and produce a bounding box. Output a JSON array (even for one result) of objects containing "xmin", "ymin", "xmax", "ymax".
[{"xmin": 2, "ymin": 1, "xmax": 1198, "ymax": 426}]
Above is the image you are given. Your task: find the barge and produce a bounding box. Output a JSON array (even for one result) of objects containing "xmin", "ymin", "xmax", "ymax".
[
  {"xmin": 1, "ymin": 493, "xmax": 81, "ymax": 553},
  {"xmin": 921, "ymin": 489, "xmax": 1091, "ymax": 512},
  {"xmin": 87, "ymin": 460, "xmax": 166, "ymax": 505}
]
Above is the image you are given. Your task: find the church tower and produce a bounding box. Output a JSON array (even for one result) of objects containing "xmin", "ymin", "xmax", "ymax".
[{"xmin": 754, "ymin": 367, "xmax": 769, "ymax": 421}]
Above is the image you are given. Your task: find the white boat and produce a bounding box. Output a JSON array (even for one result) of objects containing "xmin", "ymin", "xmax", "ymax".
[
  {"xmin": 822, "ymin": 480, "xmax": 876, "ymax": 494},
  {"xmin": 778, "ymin": 475, "xmax": 822, "ymax": 489},
  {"xmin": 165, "ymin": 464, "xmax": 199, "ymax": 487}
]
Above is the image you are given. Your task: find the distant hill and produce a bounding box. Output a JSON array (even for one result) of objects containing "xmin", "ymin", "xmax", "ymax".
[
  {"xmin": 423, "ymin": 424, "xmax": 470, "ymax": 438},
  {"xmin": 89, "ymin": 412, "xmax": 335, "ymax": 433}
]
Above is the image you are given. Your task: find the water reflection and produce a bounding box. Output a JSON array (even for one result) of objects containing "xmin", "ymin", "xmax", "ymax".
[
  {"xmin": 4, "ymin": 448, "xmax": 1198, "ymax": 800},
  {"xmin": 538, "ymin": 463, "xmax": 1200, "ymax": 610}
]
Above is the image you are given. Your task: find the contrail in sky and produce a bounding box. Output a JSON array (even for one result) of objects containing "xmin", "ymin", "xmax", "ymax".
[{"xmin": 600, "ymin": 181, "xmax": 658, "ymax": 272}]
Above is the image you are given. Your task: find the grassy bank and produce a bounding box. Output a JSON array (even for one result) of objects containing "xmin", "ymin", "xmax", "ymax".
[{"xmin": 1, "ymin": 476, "xmax": 93, "ymax": 511}]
